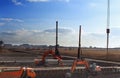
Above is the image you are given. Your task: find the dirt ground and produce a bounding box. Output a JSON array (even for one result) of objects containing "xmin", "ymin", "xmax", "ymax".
[
  {"xmin": 0, "ymin": 48, "xmax": 120, "ymax": 65},
  {"xmin": 0, "ymin": 48, "xmax": 120, "ymax": 78}
]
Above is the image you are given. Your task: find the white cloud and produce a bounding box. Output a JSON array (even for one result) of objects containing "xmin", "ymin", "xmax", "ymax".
[
  {"xmin": 0, "ymin": 27, "xmax": 104, "ymax": 47},
  {"xmin": 80, "ymin": 27, "xmax": 120, "ymax": 48},
  {"xmin": 0, "ymin": 23, "xmax": 5, "ymax": 26},
  {"xmin": 0, "ymin": 18, "xmax": 13, "ymax": 22},
  {"xmin": 1, "ymin": 27, "xmax": 120, "ymax": 47},
  {"xmin": 14, "ymin": 19, "xmax": 24, "ymax": 22},
  {"xmin": 80, "ymin": 31, "xmax": 106, "ymax": 47},
  {"xmin": 0, "ymin": 18, "xmax": 24, "ymax": 22},
  {"xmin": 27, "ymin": 0, "xmax": 70, "ymax": 2},
  {"xmin": 0, "ymin": 28, "xmax": 76, "ymax": 46},
  {"xmin": 58, "ymin": 0, "xmax": 70, "ymax": 2},
  {"xmin": 12, "ymin": 0, "xmax": 22, "ymax": 5},
  {"xmin": 27, "ymin": 0, "xmax": 49, "ymax": 2},
  {"xmin": 89, "ymin": 2, "xmax": 97, "ymax": 8}
]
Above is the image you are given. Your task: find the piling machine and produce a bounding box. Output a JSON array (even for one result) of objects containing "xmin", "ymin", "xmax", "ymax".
[
  {"xmin": 71, "ymin": 0, "xmax": 111, "ymax": 73},
  {"xmin": 65, "ymin": 26, "xmax": 101, "ymax": 78},
  {"xmin": 35, "ymin": 21, "xmax": 63, "ymax": 66}
]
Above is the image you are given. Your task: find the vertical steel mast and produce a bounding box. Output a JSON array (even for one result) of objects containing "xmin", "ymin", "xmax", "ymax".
[
  {"xmin": 106, "ymin": 0, "xmax": 110, "ymax": 59},
  {"xmin": 55, "ymin": 21, "xmax": 60, "ymax": 56},
  {"xmin": 77, "ymin": 25, "xmax": 81, "ymax": 59}
]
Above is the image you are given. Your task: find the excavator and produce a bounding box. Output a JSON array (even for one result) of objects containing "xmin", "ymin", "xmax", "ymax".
[
  {"xmin": 35, "ymin": 21, "xmax": 63, "ymax": 66},
  {"xmin": 0, "ymin": 67, "xmax": 36, "ymax": 78}
]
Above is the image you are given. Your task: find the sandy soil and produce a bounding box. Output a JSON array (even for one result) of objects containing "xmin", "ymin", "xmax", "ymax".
[
  {"xmin": 0, "ymin": 48, "xmax": 120, "ymax": 78},
  {"xmin": 0, "ymin": 48, "xmax": 120, "ymax": 61}
]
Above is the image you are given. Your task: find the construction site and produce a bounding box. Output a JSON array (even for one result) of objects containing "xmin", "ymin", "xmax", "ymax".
[
  {"xmin": 0, "ymin": 0, "xmax": 120, "ymax": 78},
  {"xmin": 0, "ymin": 46, "xmax": 120, "ymax": 78},
  {"xmin": 0, "ymin": 21, "xmax": 120, "ymax": 78}
]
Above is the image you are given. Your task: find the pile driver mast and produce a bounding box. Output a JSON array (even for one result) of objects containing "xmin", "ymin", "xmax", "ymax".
[
  {"xmin": 77, "ymin": 25, "xmax": 81, "ymax": 59},
  {"xmin": 55, "ymin": 21, "xmax": 61, "ymax": 57}
]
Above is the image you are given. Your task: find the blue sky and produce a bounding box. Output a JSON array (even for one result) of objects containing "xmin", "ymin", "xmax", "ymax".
[{"xmin": 0, "ymin": 0, "xmax": 120, "ymax": 47}]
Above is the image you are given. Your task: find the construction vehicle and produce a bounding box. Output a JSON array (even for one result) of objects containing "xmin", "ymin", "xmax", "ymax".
[
  {"xmin": 0, "ymin": 67, "xmax": 36, "ymax": 78},
  {"xmin": 35, "ymin": 49, "xmax": 63, "ymax": 66},
  {"xmin": 65, "ymin": 26, "xmax": 101, "ymax": 78},
  {"xmin": 35, "ymin": 21, "xmax": 63, "ymax": 66},
  {"xmin": 71, "ymin": 26, "xmax": 89, "ymax": 73}
]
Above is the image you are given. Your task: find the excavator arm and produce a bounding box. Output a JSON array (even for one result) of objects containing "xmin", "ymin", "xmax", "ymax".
[
  {"xmin": 41, "ymin": 50, "xmax": 63, "ymax": 66},
  {"xmin": 35, "ymin": 50, "xmax": 63, "ymax": 66}
]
